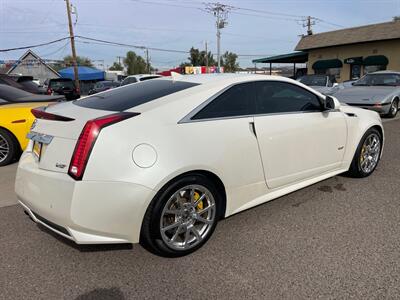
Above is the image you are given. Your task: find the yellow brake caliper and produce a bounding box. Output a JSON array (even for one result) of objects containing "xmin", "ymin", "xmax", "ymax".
[
  {"xmin": 193, "ymin": 191, "xmax": 204, "ymax": 211},
  {"xmin": 360, "ymin": 145, "xmax": 366, "ymax": 164}
]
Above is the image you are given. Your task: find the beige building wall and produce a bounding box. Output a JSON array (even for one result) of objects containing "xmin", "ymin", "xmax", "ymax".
[{"xmin": 307, "ymin": 40, "xmax": 400, "ymax": 82}]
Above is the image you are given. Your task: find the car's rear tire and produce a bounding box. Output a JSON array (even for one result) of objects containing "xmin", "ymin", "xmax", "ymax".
[
  {"xmin": 386, "ymin": 98, "xmax": 399, "ymax": 118},
  {"xmin": 347, "ymin": 128, "xmax": 382, "ymax": 178},
  {"xmin": 0, "ymin": 128, "xmax": 18, "ymax": 167},
  {"xmin": 140, "ymin": 174, "xmax": 221, "ymax": 257}
]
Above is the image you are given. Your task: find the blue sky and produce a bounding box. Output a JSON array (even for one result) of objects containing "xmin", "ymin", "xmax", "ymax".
[{"xmin": 1, "ymin": 0, "xmax": 400, "ymax": 69}]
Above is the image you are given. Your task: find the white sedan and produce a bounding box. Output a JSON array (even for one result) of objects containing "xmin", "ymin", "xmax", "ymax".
[{"xmin": 15, "ymin": 74, "xmax": 383, "ymax": 257}]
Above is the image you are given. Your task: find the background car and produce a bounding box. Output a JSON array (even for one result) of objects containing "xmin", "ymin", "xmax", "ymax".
[
  {"xmin": 46, "ymin": 78, "xmax": 80, "ymax": 100},
  {"xmin": 120, "ymin": 74, "xmax": 162, "ymax": 86},
  {"xmin": 0, "ymin": 74, "xmax": 46, "ymax": 94},
  {"xmin": 0, "ymin": 84, "xmax": 64, "ymax": 166},
  {"xmin": 297, "ymin": 74, "xmax": 338, "ymax": 94},
  {"xmin": 16, "ymin": 74, "xmax": 383, "ymax": 257},
  {"xmin": 331, "ymin": 70, "xmax": 400, "ymax": 118},
  {"xmin": 88, "ymin": 80, "xmax": 120, "ymax": 95}
]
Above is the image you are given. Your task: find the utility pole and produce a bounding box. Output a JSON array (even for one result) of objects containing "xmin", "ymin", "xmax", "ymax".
[
  {"xmin": 204, "ymin": 41, "xmax": 208, "ymax": 73},
  {"xmin": 65, "ymin": 0, "xmax": 80, "ymax": 92},
  {"xmin": 145, "ymin": 48, "xmax": 150, "ymax": 73},
  {"xmin": 204, "ymin": 3, "xmax": 233, "ymax": 71},
  {"xmin": 303, "ymin": 16, "xmax": 315, "ymax": 35},
  {"xmin": 117, "ymin": 56, "xmax": 124, "ymax": 65}
]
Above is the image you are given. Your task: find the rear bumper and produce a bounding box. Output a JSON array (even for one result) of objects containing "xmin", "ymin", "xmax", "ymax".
[{"xmin": 15, "ymin": 152, "xmax": 156, "ymax": 244}]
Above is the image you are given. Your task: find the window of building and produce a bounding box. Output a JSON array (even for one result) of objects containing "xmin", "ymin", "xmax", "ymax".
[{"xmin": 364, "ymin": 65, "xmax": 387, "ymax": 74}]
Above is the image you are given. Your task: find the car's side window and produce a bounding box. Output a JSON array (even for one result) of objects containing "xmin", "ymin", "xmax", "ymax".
[
  {"xmin": 140, "ymin": 76, "xmax": 160, "ymax": 82},
  {"xmin": 192, "ymin": 82, "xmax": 256, "ymax": 120},
  {"xmin": 254, "ymin": 81, "xmax": 322, "ymax": 115}
]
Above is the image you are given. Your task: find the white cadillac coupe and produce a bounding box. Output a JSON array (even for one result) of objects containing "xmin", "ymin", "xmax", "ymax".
[{"xmin": 15, "ymin": 74, "xmax": 383, "ymax": 257}]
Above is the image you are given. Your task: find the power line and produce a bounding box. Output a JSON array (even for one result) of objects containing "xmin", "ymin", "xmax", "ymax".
[
  {"xmin": 0, "ymin": 37, "xmax": 70, "ymax": 52},
  {"xmin": 130, "ymin": 0, "xmax": 202, "ymax": 10},
  {"xmin": 40, "ymin": 41, "xmax": 69, "ymax": 58},
  {"xmin": 75, "ymin": 35, "xmax": 190, "ymax": 53},
  {"xmin": 231, "ymin": 11, "xmax": 302, "ymax": 22},
  {"xmin": 234, "ymin": 5, "xmax": 304, "ymax": 19},
  {"xmin": 315, "ymin": 18, "xmax": 344, "ymax": 28}
]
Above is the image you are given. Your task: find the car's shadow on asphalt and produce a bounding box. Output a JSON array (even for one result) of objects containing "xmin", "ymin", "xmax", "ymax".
[{"xmin": 36, "ymin": 223, "xmax": 133, "ymax": 252}]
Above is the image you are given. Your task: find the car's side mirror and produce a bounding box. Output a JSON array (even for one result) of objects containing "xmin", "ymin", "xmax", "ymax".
[
  {"xmin": 332, "ymin": 83, "xmax": 339, "ymax": 88},
  {"xmin": 323, "ymin": 96, "xmax": 336, "ymax": 111}
]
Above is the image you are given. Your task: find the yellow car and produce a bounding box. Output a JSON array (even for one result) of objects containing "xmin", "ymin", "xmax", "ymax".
[{"xmin": 0, "ymin": 84, "xmax": 64, "ymax": 166}]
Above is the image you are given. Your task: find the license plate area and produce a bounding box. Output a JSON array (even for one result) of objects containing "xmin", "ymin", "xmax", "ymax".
[
  {"xmin": 27, "ymin": 132, "xmax": 53, "ymax": 162},
  {"xmin": 32, "ymin": 141, "xmax": 42, "ymax": 161}
]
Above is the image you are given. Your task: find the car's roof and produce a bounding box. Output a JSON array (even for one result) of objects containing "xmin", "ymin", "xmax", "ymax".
[
  {"xmin": 129, "ymin": 73, "xmax": 324, "ymax": 114},
  {"xmin": 126, "ymin": 74, "xmax": 161, "ymax": 79},
  {"xmin": 164, "ymin": 73, "xmax": 294, "ymax": 85},
  {"xmin": 371, "ymin": 70, "xmax": 400, "ymax": 75}
]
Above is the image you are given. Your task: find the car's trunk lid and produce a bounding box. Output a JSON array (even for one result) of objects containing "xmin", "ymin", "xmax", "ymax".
[{"xmin": 29, "ymin": 101, "xmax": 116, "ymax": 174}]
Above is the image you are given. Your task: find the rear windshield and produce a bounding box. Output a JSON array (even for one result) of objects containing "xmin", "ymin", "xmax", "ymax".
[
  {"xmin": 74, "ymin": 79, "xmax": 200, "ymax": 111},
  {"xmin": 50, "ymin": 80, "xmax": 74, "ymax": 89}
]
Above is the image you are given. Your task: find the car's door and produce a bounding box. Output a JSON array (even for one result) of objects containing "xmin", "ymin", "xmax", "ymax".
[
  {"xmin": 189, "ymin": 82, "xmax": 267, "ymax": 211},
  {"xmin": 253, "ymin": 81, "xmax": 347, "ymax": 189}
]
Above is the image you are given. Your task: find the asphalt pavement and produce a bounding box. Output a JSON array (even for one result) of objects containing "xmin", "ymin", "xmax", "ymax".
[{"xmin": 0, "ymin": 117, "xmax": 399, "ymax": 299}]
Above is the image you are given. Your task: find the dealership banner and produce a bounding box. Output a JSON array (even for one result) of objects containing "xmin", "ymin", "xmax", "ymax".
[{"xmin": 184, "ymin": 66, "xmax": 224, "ymax": 74}]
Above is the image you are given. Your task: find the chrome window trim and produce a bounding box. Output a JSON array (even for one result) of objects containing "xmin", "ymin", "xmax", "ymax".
[{"xmin": 179, "ymin": 80, "xmax": 330, "ymax": 124}]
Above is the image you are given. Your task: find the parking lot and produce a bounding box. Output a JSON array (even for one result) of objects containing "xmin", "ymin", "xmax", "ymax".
[{"xmin": 0, "ymin": 117, "xmax": 399, "ymax": 299}]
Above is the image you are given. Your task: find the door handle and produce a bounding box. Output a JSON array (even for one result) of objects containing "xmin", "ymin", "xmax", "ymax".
[{"xmin": 249, "ymin": 121, "xmax": 257, "ymax": 138}]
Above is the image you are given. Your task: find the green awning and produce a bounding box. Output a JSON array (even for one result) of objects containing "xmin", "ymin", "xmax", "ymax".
[
  {"xmin": 252, "ymin": 52, "xmax": 308, "ymax": 64},
  {"xmin": 312, "ymin": 59, "xmax": 343, "ymax": 70},
  {"xmin": 344, "ymin": 57, "xmax": 363, "ymax": 64},
  {"xmin": 363, "ymin": 55, "xmax": 388, "ymax": 66}
]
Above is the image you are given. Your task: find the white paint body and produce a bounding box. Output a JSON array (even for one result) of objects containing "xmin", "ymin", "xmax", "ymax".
[{"xmin": 15, "ymin": 74, "xmax": 384, "ymax": 244}]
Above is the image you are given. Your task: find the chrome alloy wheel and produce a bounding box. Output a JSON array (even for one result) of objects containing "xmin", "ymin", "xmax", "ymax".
[
  {"xmin": 0, "ymin": 133, "xmax": 10, "ymax": 164},
  {"xmin": 390, "ymin": 100, "xmax": 398, "ymax": 116},
  {"xmin": 359, "ymin": 133, "xmax": 381, "ymax": 174},
  {"xmin": 160, "ymin": 184, "xmax": 216, "ymax": 251}
]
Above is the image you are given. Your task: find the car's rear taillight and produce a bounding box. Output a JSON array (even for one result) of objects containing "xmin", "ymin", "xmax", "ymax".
[
  {"xmin": 68, "ymin": 112, "xmax": 139, "ymax": 180},
  {"xmin": 47, "ymin": 88, "xmax": 52, "ymax": 95},
  {"xmin": 31, "ymin": 107, "xmax": 75, "ymax": 122}
]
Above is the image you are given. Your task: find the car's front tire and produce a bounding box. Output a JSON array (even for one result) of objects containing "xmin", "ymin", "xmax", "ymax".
[
  {"xmin": 0, "ymin": 128, "xmax": 18, "ymax": 167},
  {"xmin": 386, "ymin": 98, "xmax": 399, "ymax": 118},
  {"xmin": 347, "ymin": 128, "xmax": 382, "ymax": 178},
  {"xmin": 140, "ymin": 174, "xmax": 221, "ymax": 257}
]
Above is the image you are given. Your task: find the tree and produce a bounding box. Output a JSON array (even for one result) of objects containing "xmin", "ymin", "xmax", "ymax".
[
  {"xmin": 188, "ymin": 47, "xmax": 201, "ymax": 66},
  {"xmin": 123, "ymin": 51, "xmax": 150, "ymax": 75},
  {"xmin": 62, "ymin": 55, "xmax": 93, "ymax": 67},
  {"xmin": 186, "ymin": 47, "xmax": 216, "ymax": 66},
  {"xmin": 109, "ymin": 62, "xmax": 123, "ymax": 71},
  {"xmin": 221, "ymin": 51, "xmax": 239, "ymax": 73}
]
